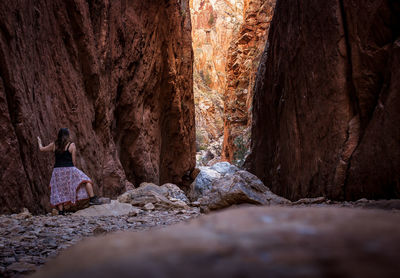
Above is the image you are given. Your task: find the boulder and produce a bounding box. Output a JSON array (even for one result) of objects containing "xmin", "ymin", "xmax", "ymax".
[
  {"xmin": 188, "ymin": 167, "xmax": 221, "ymax": 201},
  {"xmin": 198, "ymin": 170, "xmax": 290, "ymax": 211},
  {"xmin": 210, "ymin": 162, "xmax": 239, "ymax": 176},
  {"xmin": 118, "ymin": 183, "xmax": 189, "ymax": 210},
  {"xmin": 189, "ymin": 162, "xmax": 290, "ymax": 210},
  {"xmin": 74, "ymin": 200, "xmax": 141, "ymax": 217},
  {"xmin": 32, "ymin": 206, "xmax": 400, "ymax": 278}
]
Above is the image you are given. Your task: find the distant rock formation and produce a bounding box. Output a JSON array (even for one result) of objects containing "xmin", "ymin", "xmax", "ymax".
[
  {"xmin": 247, "ymin": 0, "xmax": 400, "ymax": 200},
  {"xmin": 222, "ymin": 0, "xmax": 276, "ymax": 165},
  {"xmin": 0, "ymin": 0, "xmax": 195, "ymax": 213},
  {"xmin": 190, "ymin": 0, "xmax": 244, "ymax": 148}
]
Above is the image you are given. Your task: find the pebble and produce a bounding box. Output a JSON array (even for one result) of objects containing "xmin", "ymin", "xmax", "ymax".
[
  {"xmin": 144, "ymin": 203, "xmax": 155, "ymax": 211},
  {"xmin": 7, "ymin": 262, "xmax": 36, "ymax": 274}
]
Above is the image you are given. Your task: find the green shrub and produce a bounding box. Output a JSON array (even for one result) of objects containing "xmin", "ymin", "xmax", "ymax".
[
  {"xmin": 233, "ymin": 135, "xmax": 247, "ymax": 166},
  {"xmin": 208, "ymin": 13, "xmax": 215, "ymax": 26}
]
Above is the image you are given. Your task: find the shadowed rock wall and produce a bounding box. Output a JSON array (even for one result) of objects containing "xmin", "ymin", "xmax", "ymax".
[
  {"xmin": 0, "ymin": 0, "xmax": 195, "ymax": 213},
  {"xmin": 247, "ymin": 0, "xmax": 400, "ymax": 200}
]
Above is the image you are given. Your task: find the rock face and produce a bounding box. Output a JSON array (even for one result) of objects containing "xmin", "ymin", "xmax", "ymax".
[
  {"xmin": 190, "ymin": 0, "xmax": 244, "ymax": 149},
  {"xmin": 33, "ymin": 206, "xmax": 400, "ymax": 278},
  {"xmin": 247, "ymin": 0, "xmax": 400, "ymax": 200},
  {"xmin": 0, "ymin": 0, "xmax": 195, "ymax": 213},
  {"xmin": 222, "ymin": 0, "xmax": 276, "ymax": 165},
  {"xmin": 189, "ymin": 162, "xmax": 289, "ymax": 210}
]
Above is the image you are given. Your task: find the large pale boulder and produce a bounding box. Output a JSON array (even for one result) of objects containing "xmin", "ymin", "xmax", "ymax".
[
  {"xmin": 210, "ymin": 162, "xmax": 239, "ymax": 176},
  {"xmin": 118, "ymin": 183, "xmax": 189, "ymax": 210},
  {"xmin": 198, "ymin": 170, "xmax": 290, "ymax": 211},
  {"xmin": 190, "ymin": 162, "xmax": 290, "ymax": 210},
  {"xmin": 33, "ymin": 206, "xmax": 400, "ymax": 278},
  {"xmin": 189, "ymin": 167, "xmax": 221, "ymax": 201}
]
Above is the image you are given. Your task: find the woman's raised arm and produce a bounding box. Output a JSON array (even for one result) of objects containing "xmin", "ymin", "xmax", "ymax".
[
  {"xmin": 69, "ymin": 143, "xmax": 77, "ymax": 166},
  {"xmin": 38, "ymin": 136, "xmax": 55, "ymax": 152}
]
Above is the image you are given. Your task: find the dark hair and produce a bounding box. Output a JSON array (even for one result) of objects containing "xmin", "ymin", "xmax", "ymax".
[{"xmin": 55, "ymin": 128, "xmax": 70, "ymax": 153}]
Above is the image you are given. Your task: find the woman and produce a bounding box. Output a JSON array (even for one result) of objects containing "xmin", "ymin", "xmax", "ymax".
[{"xmin": 38, "ymin": 128, "xmax": 101, "ymax": 215}]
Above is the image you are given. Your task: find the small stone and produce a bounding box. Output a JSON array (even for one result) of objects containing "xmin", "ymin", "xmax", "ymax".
[
  {"xmin": 191, "ymin": 201, "xmax": 200, "ymax": 207},
  {"xmin": 356, "ymin": 198, "xmax": 369, "ymax": 203},
  {"xmin": 127, "ymin": 218, "xmax": 136, "ymax": 224},
  {"xmin": 6, "ymin": 262, "xmax": 36, "ymax": 274},
  {"xmin": 93, "ymin": 226, "xmax": 107, "ymax": 236},
  {"xmin": 15, "ymin": 208, "xmax": 32, "ymax": 219},
  {"xmin": 128, "ymin": 208, "xmax": 142, "ymax": 217},
  {"xmin": 4, "ymin": 257, "xmax": 16, "ymax": 264},
  {"xmin": 144, "ymin": 203, "xmax": 155, "ymax": 211},
  {"xmin": 97, "ymin": 197, "xmax": 111, "ymax": 204}
]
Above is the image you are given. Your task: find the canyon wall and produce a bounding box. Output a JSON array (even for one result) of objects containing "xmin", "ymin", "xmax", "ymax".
[
  {"xmin": 190, "ymin": 0, "xmax": 243, "ymax": 149},
  {"xmin": 247, "ymin": 0, "xmax": 400, "ymax": 200},
  {"xmin": 222, "ymin": 0, "xmax": 275, "ymax": 165},
  {"xmin": 0, "ymin": 0, "xmax": 195, "ymax": 213}
]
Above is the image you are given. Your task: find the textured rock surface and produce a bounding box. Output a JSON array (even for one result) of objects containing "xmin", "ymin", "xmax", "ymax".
[
  {"xmin": 222, "ymin": 0, "xmax": 276, "ymax": 165},
  {"xmin": 0, "ymin": 0, "xmax": 195, "ymax": 213},
  {"xmin": 197, "ymin": 170, "xmax": 290, "ymax": 211},
  {"xmin": 247, "ymin": 0, "xmax": 400, "ymax": 200},
  {"xmin": 33, "ymin": 206, "xmax": 400, "ymax": 278},
  {"xmin": 189, "ymin": 162, "xmax": 289, "ymax": 210}
]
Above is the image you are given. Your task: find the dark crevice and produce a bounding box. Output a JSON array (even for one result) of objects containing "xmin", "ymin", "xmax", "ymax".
[
  {"xmin": 338, "ymin": 0, "xmax": 360, "ymax": 119},
  {"xmin": 337, "ymin": 0, "xmax": 362, "ymax": 200}
]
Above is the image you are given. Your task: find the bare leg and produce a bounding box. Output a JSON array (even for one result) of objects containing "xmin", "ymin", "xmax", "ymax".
[
  {"xmin": 85, "ymin": 182, "xmax": 95, "ymax": 198},
  {"xmin": 58, "ymin": 204, "xmax": 63, "ymax": 211}
]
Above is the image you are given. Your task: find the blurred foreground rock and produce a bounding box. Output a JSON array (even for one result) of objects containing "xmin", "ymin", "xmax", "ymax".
[{"xmin": 33, "ymin": 206, "xmax": 400, "ymax": 278}]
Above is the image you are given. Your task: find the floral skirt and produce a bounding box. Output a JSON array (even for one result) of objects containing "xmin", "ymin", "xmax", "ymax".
[{"xmin": 50, "ymin": 167, "xmax": 91, "ymax": 207}]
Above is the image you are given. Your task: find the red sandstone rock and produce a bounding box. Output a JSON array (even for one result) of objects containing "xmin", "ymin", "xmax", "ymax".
[
  {"xmin": 246, "ymin": 0, "xmax": 400, "ymax": 200},
  {"xmin": 0, "ymin": 0, "xmax": 195, "ymax": 213},
  {"xmin": 222, "ymin": 0, "xmax": 276, "ymax": 164}
]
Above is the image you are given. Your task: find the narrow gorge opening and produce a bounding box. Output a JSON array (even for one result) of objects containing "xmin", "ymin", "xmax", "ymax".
[{"xmin": 189, "ymin": 0, "xmax": 276, "ymax": 167}]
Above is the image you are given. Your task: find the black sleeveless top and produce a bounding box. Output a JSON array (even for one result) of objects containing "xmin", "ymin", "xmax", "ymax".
[{"xmin": 54, "ymin": 143, "xmax": 74, "ymax": 168}]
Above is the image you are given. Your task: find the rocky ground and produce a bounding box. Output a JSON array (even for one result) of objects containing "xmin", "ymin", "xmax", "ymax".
[
  {"xmin": 32, "ymin": 205, "xmax": 400, "ymax": 278},
  {"xmin": 2, "ymin": 164, "xmax": 400, "ymax": 277},
  {"xmin": 2, "ymin": 201, "xmax": 400, "ymax": 277},
  {"xmin": 0, "ymin": 207, "xmax": 201, "ymax": 277}
]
